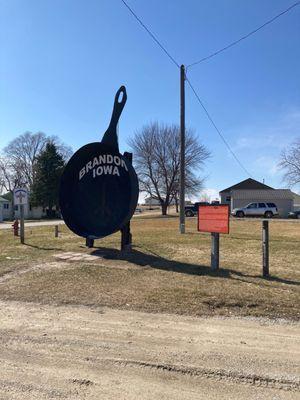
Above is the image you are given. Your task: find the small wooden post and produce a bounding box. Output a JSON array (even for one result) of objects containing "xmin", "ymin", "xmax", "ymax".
[
  {"xmin": 211, "ymin": 232, "xmax": 219, "ymax": 270},
  {"xmin": 262, "ymin": 220, "xmax": 269, "ymax": 277},
  {"xmin": 20, "ymin": 204, "xmax": 25, "ymax": 244},
  {"xmin": 55, "ymin": 225, "xmax": 59, "ymax": 238}
]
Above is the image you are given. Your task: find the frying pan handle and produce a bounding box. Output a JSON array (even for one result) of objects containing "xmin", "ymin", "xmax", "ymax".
[{"xmin": 108, "ymin": 86, "xmax": 127, "ymax": 131}]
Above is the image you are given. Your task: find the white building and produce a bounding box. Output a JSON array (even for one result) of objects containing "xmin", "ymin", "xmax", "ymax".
[
  {"xmin": 0, "ymin": 196, "xmax": 10, "ymax": 222},
  {"xmin": 0, "ymin": 194, "xmax": 47, "ymax": 221}
]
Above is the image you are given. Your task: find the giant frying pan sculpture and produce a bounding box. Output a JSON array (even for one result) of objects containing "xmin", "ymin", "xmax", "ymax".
[{"xmin": 59, "ymin": 86, "xmax": 139, "ymax": 239}]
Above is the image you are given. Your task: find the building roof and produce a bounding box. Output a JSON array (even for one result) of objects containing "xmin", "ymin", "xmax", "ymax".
[
  {"xmin": 219, "ymin": 178, "xmax": 274, "ymax": 194},
  {"xmin": 0, "ymin": 196, "xmax": 10, "ymax": 203},
  {"xmin": 231, "ymin": 189, "xmax": 294, "ymax": 200}
]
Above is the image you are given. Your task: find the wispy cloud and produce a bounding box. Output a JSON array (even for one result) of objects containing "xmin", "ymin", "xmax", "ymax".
[
  {"xmin": 232, "ymin": 108, "xmax": 300, "ymax": 152},
  {"xmin": 254, "ymin": 156, "xmax": 280, "ymax": 177}
]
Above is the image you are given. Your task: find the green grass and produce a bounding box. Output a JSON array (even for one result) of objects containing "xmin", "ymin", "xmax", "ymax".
[{"xmin": 0, "ymin": 217, "xmax": 299, "ymax": 319}]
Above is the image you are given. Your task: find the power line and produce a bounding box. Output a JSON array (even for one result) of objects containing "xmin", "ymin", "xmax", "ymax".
[
  {"xmin": 187, "ymin": 1, "xmax": 300, "ymax": 68},
  {"xmin": 185, "ymin": 76, "xmax": 253, "ymax": 177},
  {"xmin": 120, "ymin": 0, "xmax": 180, "ymax": 68},
  {"xmin": 121, "ymin": 0, "xmax": 253, "ymax": 177}
]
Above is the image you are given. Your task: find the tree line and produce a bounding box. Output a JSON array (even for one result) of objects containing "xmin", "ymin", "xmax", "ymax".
[
  {"xmin": 0, "ymin": 132, "xmax": 72, "ymax": 217},
  {"xmin": 0, "ymin": 127, "xmax": 299, "ymax": 218}
]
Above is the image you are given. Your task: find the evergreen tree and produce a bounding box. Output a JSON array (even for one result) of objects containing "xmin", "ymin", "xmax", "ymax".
[{"xmin": 31, "ymin": 142, "xmax": 65, "ymax": 216}]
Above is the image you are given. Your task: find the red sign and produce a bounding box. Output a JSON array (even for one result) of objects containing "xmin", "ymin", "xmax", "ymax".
[{"xmin": 198, "ymin": 205, "xmax": 229, "ymax": 234}]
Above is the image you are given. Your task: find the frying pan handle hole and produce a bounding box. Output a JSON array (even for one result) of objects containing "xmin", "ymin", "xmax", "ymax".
[{"xmin": 117, "ymin": 90, "xmax": 124, "ymax": 104}]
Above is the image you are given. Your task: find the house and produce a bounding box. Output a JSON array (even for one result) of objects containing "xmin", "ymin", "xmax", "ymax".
[
  {"xmin": 0, "ymin": 192, "xmax": 47, "ymax": 220},
  {"xmin": 219, "ymin": 178, "xmax": 298, "ymax": 217},
  {"xmin": 294, "ymin": 192, "xmax": 300, "ymax": 211},
  {"xmin": 0, "ymin": 196, "xmax": 10, "ymax": 222},
  {"xmin": 220, "ymin": 178, "xmax": 274, "ymax": 205},
  {"xmin": 144, "ymin": 196, "xmax": 176, "ymax": 206}
]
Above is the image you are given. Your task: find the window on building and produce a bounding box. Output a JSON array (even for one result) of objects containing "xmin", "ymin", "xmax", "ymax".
[
  {"xmin": 3, "ymin": 203, "xmax": 9, "ymax": 209},
  {"xmin": 14, "ymin": 205, "xmax": 18, "ymax": 211},
  {"xmin": 225, "ymin": 196, "xmax": 231, "ymax": 202}
]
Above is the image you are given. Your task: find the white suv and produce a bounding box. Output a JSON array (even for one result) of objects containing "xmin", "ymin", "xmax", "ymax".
[{"xmin": 232, "ymin": 202, "xmax": 278, "ymax": 218}]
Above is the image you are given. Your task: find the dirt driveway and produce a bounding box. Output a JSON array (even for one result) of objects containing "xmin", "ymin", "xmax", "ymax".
[{"xmin": 0, "ymin": 300, "xmax": 299, "ymax": 399}]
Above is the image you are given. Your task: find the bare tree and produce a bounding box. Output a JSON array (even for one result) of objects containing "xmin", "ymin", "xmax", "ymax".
[
  {"xmin": 279, "ymin": 138, "xmax": 300, "ymax": 188},
  {"xmin": 0, "ymin": 157, "xmax": 27, "ymax": 218},
  {"xmin": 129, "ymin": 122, "xmax": 210, "ymax": 215},
  {"xmin": 2, "ymin": 132, "xmax": 72, "ymax": 189}
]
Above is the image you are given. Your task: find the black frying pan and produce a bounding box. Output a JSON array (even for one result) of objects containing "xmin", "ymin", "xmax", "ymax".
[{"xmin": 59, "ymin": 86, "xmax": 139, "ymax": 239}]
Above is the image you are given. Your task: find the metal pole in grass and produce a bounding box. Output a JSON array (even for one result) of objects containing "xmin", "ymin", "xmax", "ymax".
[
  {"xmin": 262, "ymin": 220, "xmax": 269, "ymax": 277},
  {"xmin": 20, "ymin": 204, "xmax": 25, "ymax": 244}
]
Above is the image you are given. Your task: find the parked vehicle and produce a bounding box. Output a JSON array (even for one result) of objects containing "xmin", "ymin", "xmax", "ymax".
[
  {"xmin": 288, "ymin": 210, "xmax": 300, "ymax": 219},
  {"xmin": 134, "ymin": 207, "xmax": 142, "ymax": 214},
  {"xmin": 231, "ymin": 202, "xmax": 278, "ymax": 218},
  {"xmin": 185, "ymin": 202, "xmax": 209, "ymax": 217}
]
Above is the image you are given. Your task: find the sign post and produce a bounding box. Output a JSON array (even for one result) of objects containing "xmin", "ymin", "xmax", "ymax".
[
  {"xmin": 198, "ymin": 205, "xmax": 229, "ymax": 270},
  {"xmin": 211, "ymin": 232, "xmax": 220, "ymax": 270},
  {"xmin": 13, "ymin": 188, "xmax": 28, "ymax": 244}
]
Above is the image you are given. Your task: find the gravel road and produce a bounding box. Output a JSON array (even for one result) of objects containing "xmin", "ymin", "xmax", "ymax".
[{"xmin": 0, "ymin": 300, "xmax": 299, "ymax": 399}]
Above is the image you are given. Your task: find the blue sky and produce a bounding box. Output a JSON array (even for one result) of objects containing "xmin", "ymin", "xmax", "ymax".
[{"xmin": 1, "ymin": 0, "xmax": 299, "ymax": 199}]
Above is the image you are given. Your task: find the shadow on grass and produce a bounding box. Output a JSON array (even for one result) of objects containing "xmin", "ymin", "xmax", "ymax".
[
  {"xmin": 90, "ymin": 246, "xmax": 300, "ymax": 287},
  {"xmin": 24, "ymin": 243, "xmax": 62, "ymax": 251},
  {"xmin": 91, "ymin": 246, "xmax": 229, "ymax": 278}
]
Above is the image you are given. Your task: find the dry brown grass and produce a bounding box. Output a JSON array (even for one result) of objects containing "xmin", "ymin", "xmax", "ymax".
[{"xmin": 0, "ymin": 216, "xmax": 299, "ymax": 319}]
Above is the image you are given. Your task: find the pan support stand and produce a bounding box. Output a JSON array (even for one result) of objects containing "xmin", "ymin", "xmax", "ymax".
[
  {"xmin": 121, "ymin": 152, "xmax": 133, "ymax": 252},
  {"xmin": 86, "ymin": 237, "xmax": 94, "ymax": 248}
]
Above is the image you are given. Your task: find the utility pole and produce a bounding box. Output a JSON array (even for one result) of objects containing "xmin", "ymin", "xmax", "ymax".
[{"xmin": 179, "ymin": 64, "xmax": 186, "ymax": 234}]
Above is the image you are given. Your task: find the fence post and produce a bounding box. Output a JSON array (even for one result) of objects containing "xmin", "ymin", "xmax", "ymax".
[
  {"xmin": 262, "ymin": 220, "xmax": 269, "ymax": 277},
  {"xmin": 211, "ymin": 232, "xmax": 219, "ymax": 270},
  {"xmin": 55, "ymin": 225, "xmax": 59, "ymax": 238}
]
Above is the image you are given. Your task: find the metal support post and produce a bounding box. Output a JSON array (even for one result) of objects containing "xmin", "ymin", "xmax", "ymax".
[
  {"xmin": 20, "ymin": 204, "xmax": 25, "ymax": 244},
  {"xmin": 121, "ymin": 152, "xmax": 133, "ymax": 251},
  {"xmin": 86, "ymin": 238, "xmax": 94, "ymax": 248}
]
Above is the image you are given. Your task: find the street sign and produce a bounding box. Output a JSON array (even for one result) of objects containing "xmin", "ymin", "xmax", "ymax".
[
  {"xmin": 197, "ymin": 205, "xmax": 230, "ymax": 271},
  {"xmin": 14, "ymin": 188, "xmax": 28, "ymax": 206},
  {"xmin": 198, "ymin": 205, "xmax": 230, "ymax": 234}
]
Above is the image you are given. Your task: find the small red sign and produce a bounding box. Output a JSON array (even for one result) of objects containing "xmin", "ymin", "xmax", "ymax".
[{"xmin": 198, "ymin": 205, "xmax": 229, "ymax": 234}]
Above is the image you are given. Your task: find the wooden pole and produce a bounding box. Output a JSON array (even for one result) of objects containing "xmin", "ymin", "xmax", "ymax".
[
  {"xmin": 211, "ymin": 232, "xmax": 219, "ymax": 270},
  {"xmin": 179, "ymin": 64, "xmax": 186, "ymax": 234},
  {"xmin": 262, "ymin": 220, "xmax": 269, "ymax": 277},
  {"xmin": 20, "ymin": 204, "xmax": 25, "ymax": 244},
  {"xmin": 55, "ymin": 225, "xmax": 59, "ymax": 238}
]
